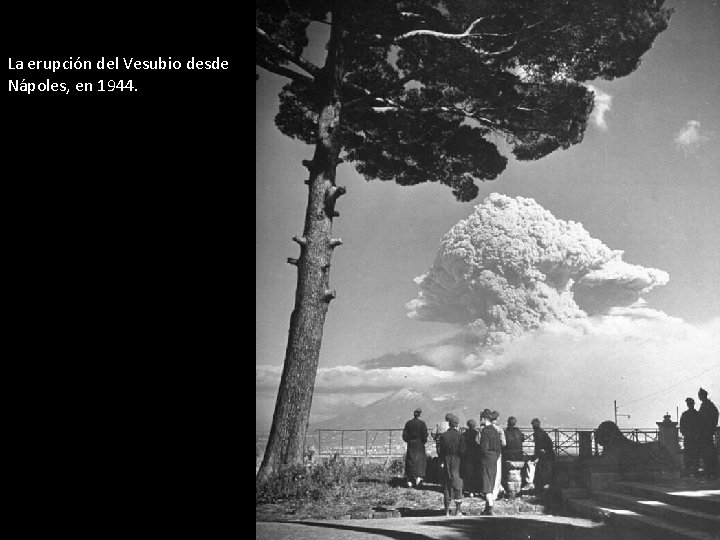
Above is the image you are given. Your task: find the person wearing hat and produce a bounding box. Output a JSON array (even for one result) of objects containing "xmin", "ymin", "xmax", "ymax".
[
  {"xmin": 530, "ymin": 418, "xmax": 555, "ymax": 490},
  {"xmin": 697, "ymin": 388, "xmax": 719, "ymax": 479},
  {"xmin": 477, "ymin": 409, "xmax": 502, "ymax": 515},
  {"xmin": 679, "ymin": 397, "xmax": 701, "ymax": 477},
  {"xmin": 460, "ymin": 418, "xmax": 482, "ymax": 496},
  {"xmin": 436, "ymin": 412, "xmax": 466, "ymax": 516},
  {"xmin": 503, "ymin": 416, "xmax": 525, "ymax": 462},
  {"xmin": 402, "ymin": 407, "xmax": 428, "ymax": 488},
  {"xmin": 502, "ymin": 416, "xmax": 526, "ymax": 497}
]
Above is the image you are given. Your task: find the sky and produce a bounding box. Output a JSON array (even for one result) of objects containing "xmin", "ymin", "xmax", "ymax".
[{"xmin": 256, "ymin": 0, "xmax": 720, "ymax": 432}]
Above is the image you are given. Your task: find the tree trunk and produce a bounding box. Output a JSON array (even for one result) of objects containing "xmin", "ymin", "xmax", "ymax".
[{"xmin": 257, "ymin": 8, "xmax": 345, "ymax": 483}]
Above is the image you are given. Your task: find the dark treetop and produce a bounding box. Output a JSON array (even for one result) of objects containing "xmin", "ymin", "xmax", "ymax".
[{"xmin": 257, "ymin": 0, "xmax": 672, "ymax": 201}]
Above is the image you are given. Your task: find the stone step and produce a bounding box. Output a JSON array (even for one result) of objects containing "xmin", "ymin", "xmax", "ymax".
[
  {"xmin": 593, "ymin": 489, "xmax": 720, "ymax": 534},
  {"xmin": 609, "ymin": 481, "xmax": 720, "ymax": 515},
  {"xmin": 565, "ymin": 498, "xmax": 717, "ymax": 540}
]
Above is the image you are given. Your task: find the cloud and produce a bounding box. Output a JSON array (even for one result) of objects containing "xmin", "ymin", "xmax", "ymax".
[
  {"xmin": 674, "ymin": 120, "xmax": 710, "ymax": 155},
  {"xmin": 256, "ymin": 363, "xmax": 464, "ymax": 394},
  {"xmin": 573, "ymin": 259, "xmax": 669, "ymax": 315},
  {"xmin": 257, "ymin": 195, "xmax": 719, "ymax": 431},
  {"xmin": 406, "ymin": 194, "xmax": 667, "ymax": 346},
  {"xmin": 257, "ymin": 313, "xmax": 720, "ymax": 430},
  {"xmin": 586, "ymin": 85, "xmax": 612, "ymax": 130},
  {"xmin": 359, "ymin": 351, "xmax": 434, "ymax": 369}
]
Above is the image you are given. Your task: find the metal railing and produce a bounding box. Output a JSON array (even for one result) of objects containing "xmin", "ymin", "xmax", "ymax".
[{"xmin": 310, "ymin": 427, "xmax": 672, "ymax": 458}]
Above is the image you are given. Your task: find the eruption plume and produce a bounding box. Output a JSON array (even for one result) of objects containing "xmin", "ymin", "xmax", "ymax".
[{"xmin": 406, "ymin": 194, "xmax": 668, "ymax": 347}]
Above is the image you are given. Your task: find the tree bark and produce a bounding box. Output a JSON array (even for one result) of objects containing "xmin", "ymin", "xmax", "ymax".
[{"xmin": 257, "ymin": 7, "xmax": 345, "ymax": 483}]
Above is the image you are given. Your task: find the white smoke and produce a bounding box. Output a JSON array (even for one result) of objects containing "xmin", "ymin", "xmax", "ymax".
[
  {"xmin": 406, "ymin": 194, "xmax": 668, "ymax": 348},
  {"xmin": 586, "ymin": 85, "xmax": 612, "ymax": 130}
]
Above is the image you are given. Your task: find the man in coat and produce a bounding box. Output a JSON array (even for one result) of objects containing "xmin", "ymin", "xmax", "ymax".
[
  {"xmin": 402, "ymin": 407, "xmax": 428, "ymax": 487},
  {"xmin": 531, "ymin": 418, "xmax": 555, "ymax": 489},
  {"xmin": 502, "ymin": 416, "xmax": 526, "ymax": 496},
  {"xmin": 436, "ymin": 413, "xmax": 466, "ymax": 516},
  {"xmin": 460, "ymin": 418, "xmax": 481, "ymax": 496},
  {"xmin": 679, "ymin": 397, "xmax": 701, "ymax": 477},
  {"xmin": 478, "ymin": 409, "xmax": 503, "ymax": 515},
  {"xmin": 697, "ymin": 388, "xmax": 719, "ymax": 479},
  {"xmin": 503, "ymin": 416, "xmax": 526, "ymax": 462}
]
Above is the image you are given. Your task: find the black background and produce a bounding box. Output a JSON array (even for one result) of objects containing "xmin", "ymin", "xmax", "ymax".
[
  {"xmin": 6, "ymin": 8, "xmax": 239, "ymax": 502},
  {"xmin": 6, "ymin": 12, "xmax": 237, "ymax": 321}
]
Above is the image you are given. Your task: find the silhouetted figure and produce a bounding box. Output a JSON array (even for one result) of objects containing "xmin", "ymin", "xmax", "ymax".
[
  {"xmin": 478, "ymin": 409, "xmax": 502, "ymax": 515},
  {"xmin": 402, "ymin": 407, "xmax": 428, "ymax": 487},
  {"xmin": 697, "ymin": 388, "xmax": 719, "ymax": 479},
  {"xmin": 531, "ymin": 418, "xmax": 555, "ymax": 489},
  {"xmin": 460, "ymin": 418, "xmax": 482, "ymax": 496},
  {"xmin": 503, "ymin": 416, "xmax": 526, "ymax": 497},
  {"xmin": 437, "ymin": 413, "xmax": 466, "ymax": 516},
  {"xmin": 504, "ymin": 416, "xmax": 526, "ymax": 461},
  {"xmin": 679, "ymin": 397, "xmax": 701, "ymax": 477}
]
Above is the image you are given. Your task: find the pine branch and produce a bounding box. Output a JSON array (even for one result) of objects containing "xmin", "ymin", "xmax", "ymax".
[
  {"xmin": 256, "ymin": 58, "xmax": 314, "ymax": 84},
  {"xmin": 256, "ymin": 26, "xmax": 321, "ymax": 77}
]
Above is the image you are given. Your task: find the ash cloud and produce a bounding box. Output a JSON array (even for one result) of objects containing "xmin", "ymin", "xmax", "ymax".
[{"xmin": 406, "ymin": 194, "xmax": 668, "ymax": 346}]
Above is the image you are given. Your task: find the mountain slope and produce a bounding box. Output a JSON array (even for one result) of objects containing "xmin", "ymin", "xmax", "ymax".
[{"xmin": 311, "ymin": 388, "xmax": 439, "ymax": 430}]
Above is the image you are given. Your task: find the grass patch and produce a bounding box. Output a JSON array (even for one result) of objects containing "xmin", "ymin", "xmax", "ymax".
[{"xmin": 256, "ymin": 459, "xmax": 399, "ymax": 504}]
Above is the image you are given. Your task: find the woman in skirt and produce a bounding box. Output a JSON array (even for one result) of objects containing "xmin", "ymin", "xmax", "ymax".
[{"xmin": 477, "ymin": 409, "xmax": 503, "ymax": 515}]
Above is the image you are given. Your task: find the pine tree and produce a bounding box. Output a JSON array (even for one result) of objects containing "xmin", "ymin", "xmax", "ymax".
[{"xmin": 256, "ymin": 0, "xmax": 671, "ymax": 481}]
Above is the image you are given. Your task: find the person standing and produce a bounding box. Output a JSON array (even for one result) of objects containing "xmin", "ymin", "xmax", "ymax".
[
  {"xmin": 436, "ymin": 413, "xmax": 466, "ymax": 516},
  {"xmin": 460, "ymin": 418, "xmax": 481, "ymax": 496},
  {"xmin": 488, "ymin": 410, "xmax": 506, "ymax": 499},
  {"xmin": 679, "ymin": 397, "xmax": 701, "ymax": 477},
  {"xmin": 503, "ymin": 416, "xmax": 526, "ymax": 461},
  {"xmin": 402, "ymin": 407, "xmax": 428, "ymax": 488},
  {"xmin": 477, "ymin": 409, "xmax": 502, "ymax": 515},
  {"xmin": 531, "ymin": 418, "xmax": 555, "ymax": 489},
  {"xmin": 697, "ymin": 388, "xmax": 719, "ymax": 479},
  {"xmin": 503, "ymin": 416, "xmax": 526, "ymax": 495}
]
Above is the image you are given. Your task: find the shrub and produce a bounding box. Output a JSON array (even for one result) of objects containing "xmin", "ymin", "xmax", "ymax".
[
  {"xmin": 256, "ymin": 464, "xmax": 322, "ymax": 503},
  {"xmin": 256, "ymin": 459, "xmax": 395, "ymax": 504}
]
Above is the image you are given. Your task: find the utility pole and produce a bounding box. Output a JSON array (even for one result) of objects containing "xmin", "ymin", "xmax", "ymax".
[{"xmin": 614, "ymin": 400, "xmax": 630, "ymax": 425}]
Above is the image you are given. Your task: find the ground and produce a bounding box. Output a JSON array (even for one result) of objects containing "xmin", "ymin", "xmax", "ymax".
[{"xmin": 256, "ymin": 477, "xmax": 550, "ymax": 522}]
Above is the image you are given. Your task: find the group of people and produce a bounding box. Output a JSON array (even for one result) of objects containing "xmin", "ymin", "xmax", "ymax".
[
  {"xmin": 679, "ymin": 387, "xmax": 719, "ymax": 479},
  {"xmin": 402, "ymin": 407, "xmax": 554, "ymax": 516}
]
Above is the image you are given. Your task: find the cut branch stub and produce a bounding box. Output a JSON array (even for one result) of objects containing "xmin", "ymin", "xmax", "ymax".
[
  {"xmin": 324, "ymin": 185, "xmax": 346, "ymax": 218},
  {"xmin": 302, "ymin": 160, "xmax": 320, "ymax": 185},
  {"xmin": 292, "ymin": 235, "xmax": 307, "ymax": 247},
  {"xmin": 329, "ymin": 238, "xmax": 343, "ymax": 249},
  {"xmin": 323, "ymin": 290, "xmax": 337, "ymax": 302},
  {"xmin": 302, "ymin": 159, "xmax": 319, "ymax": 173},
  {"xmin": 287, "ymin": 257, "xmax": 299, "ymax": 266}
]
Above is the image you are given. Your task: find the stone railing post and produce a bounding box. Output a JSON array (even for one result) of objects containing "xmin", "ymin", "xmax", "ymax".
[
  {"xmin": 578, "ymin": 430, "xmax": 593, "ymax": 460},
  {"xmin": 657, "ymin": 413, "xmax": 682, "ymax": 469}
]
